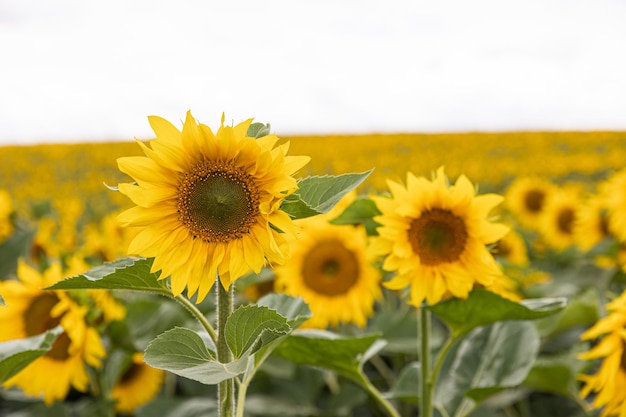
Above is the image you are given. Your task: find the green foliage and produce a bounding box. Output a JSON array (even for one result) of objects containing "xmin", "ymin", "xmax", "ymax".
[
  {"xmin": 0, "ymin": 326, "xmax": 61, "ymax": 383},
  {"xmin": 281, "ymin": 169, "xmax": 373, "ymax": 219},
  {"xmin": 329, "ymin": 196, "xmax": 381, "ymax": 234},
  {"xmin": 427, "ymin": 289, "xmax": 566, "ymax": 338},
  {"xmin": 247, "ymin": 122, "xmax": 271, "ymax": 139},
  {"xmin": 225, "ymin": 305, "xmax": 290, "ymax": 359},
  {"xmin": 46, "ymin": 257, "xmax": 170, "ymax": 294},
  {"xmin": 0, "ymin": 224, "xmax": 34, "ymax": 279}
]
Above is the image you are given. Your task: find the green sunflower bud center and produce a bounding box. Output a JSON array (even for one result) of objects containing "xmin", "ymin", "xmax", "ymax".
[
  {"xmin": 302, "ymin": 240, "xmax": 359, "ymax": 296},
  {"xmin": 178, "ymin": 161, "xmax": 260, "ymax": 243},
  {"xmin": 409, "ymin": 208, "xmax": 468, "ymax": 265}
]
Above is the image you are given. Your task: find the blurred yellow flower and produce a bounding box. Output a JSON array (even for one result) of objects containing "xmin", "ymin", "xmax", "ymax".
[
  {"xmin": 369, "ymin": 167, "xmax": 509, "ymax": 306},
  {"xmin": 538, "ymin": 187, "xmax": 581, "ymax": 251},
  {"xmin": 274, "ymin": 214, "xmax": 381, "ymax": 329},
  {"xmin": 117, "ymin": 112, "xmax": 309, "ymax": 302},
  {"xmin": 111, "ymin": 352, "xmax": 165, "ymax": 414},
  {"xmin": 0, "ymin": 260, "xmax": 106, "ymax": 405},
  {"xmin": 605, "ymin": 168, "xmax": 626, "ymax": 243},
  {"xmin": 0, "ymin": 189, "xmax": 14, "ymax": 242},
  {"xmin": 505, "ymin": 177, "xmax": 556, "ymax": 231}
]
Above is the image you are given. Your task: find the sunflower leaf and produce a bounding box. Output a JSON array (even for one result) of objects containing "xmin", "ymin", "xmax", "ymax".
[
  {"xmin": 46, "ymin": 257, "xmax": 170, "ymax": 294},
  {"xmin": 427, "ymin": 289, "xmax": 566, "ymax": 338},
  {"xmin": 0, "ymin": 294, "xmax": 4, "ymax": 306},
  {"xmin": 329, "ymin": 196, "xmax": 381, "ymax": 234},
  {"xmin": 0, "ymin": 225, "xmax": 35, "ymax": 279},
  {"xmin": 273, "ymin": 330, "xmax": 386, "ymax": 385},
  {"xmin": 434, "ymin": 321, "xmax": 540, "ymax": 413},
  {"xmin": 145, "ymin": 327, "xmax": 248, "ymax": 385},
  {"xmin": 0, "ymin": 326, "xmax": 62, "ymax": 383},
  {"xmin": 247, "ymin": 122, "xmax": 271, "ymax": 138},
  {"xmin": 256, "ymin": 293, "xmax": 312, "ymax": 329},
  {"xmin": 225, "ymin": 304, "xmax": 290, "ymax": 359},
  {"xmin": 282, "ymin": 170, "xmax": 373, "ymax": 220}
]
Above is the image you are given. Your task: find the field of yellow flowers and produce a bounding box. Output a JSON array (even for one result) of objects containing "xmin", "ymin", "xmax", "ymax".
[{"xmin": 2, "ymin": 128, "xmax": 626, "ymax": 417}]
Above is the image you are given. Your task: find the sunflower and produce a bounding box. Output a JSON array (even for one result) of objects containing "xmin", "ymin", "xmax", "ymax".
[
  {"xmin": 0, "ymin": 260, "xmax": 106, "ymax": 405},
  {"xmin": 574, "ymin": 189, "xmax": 611, "ymax": 252},
  {"xmin": 369, "ymin": 167, "xmax": 509, "ymax": 307},
  {"xmin": 605, "ymin": 168, "xmax": 626, "ymax": 243},
  {"xmin": 274, "ymin": 213, "xmax": 381, "ymax": 329},
  {"xmin": 505, "ymin": 177, "xmax": 556, "ymax": 230},
  {"xmin": 117, "ymin": 112, "xmax": 309, "ymax": 302},
  {"xmin": 0, "ymin": 189, "xmax": 14, "ymax": 242},
  {"xmin": 578, "ymin": 290, "xmax": 626, "ymax": 417},
  {"xmin": 493, "ymin": 227, "xmax": 529, "ymax": 267},
  {"xmin": 111, "ymin": 352, "xmax": 165, "ymax": 414},
  {"xmin": 538, "ymin": 187, "xmax": 581, "ymax": 251}
]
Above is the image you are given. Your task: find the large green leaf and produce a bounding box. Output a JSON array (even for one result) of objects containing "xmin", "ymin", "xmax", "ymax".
[
  {"xmin": 273, "ymin": 330, "xmax": 385, "ymax": 385},
  {"xmin": 0, "ymin": 326, "xmax": 62, "ymax": 383},
  {"xmin": 144, "ymin": 327, "xmax": 247, "ymax": 385},
  {"xmin": 435, "ymin": 321, "xmax": 540, "ymax": 416},
  {"xmin": 225, "ymin": 304, "xmax": 290, "ymax": 359},
  {"xmin": 281, "ymin": 170, "xmax": 373, "ymax": 220},
  {"xmin": 256, "ymin": 293, "xmax": 312, "ymax": 328},
  {"xmin": 46, "ymin": 257, "xmax": 170, "ymax": 294},
  {"xmin": 427, "ymin": 289, "xmax": 566, "ymax": 338}
]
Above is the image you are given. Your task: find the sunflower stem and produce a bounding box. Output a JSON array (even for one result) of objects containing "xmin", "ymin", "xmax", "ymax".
[
  {"xmin": 216, "ymin": 276, "xmax": 235, "ymax": 417},
  {"xmin": 419, "ymin": 306, "xmax": 433, "ymax": 417}
]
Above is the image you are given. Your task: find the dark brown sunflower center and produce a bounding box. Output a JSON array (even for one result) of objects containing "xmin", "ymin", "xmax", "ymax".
[
  {"xmin": 524, "ymin": 189, "xmax": 545, "ymax": 213},
  {"xmin": 301, "ymin": 240, "xmax": 360, "ymax": 296},
  {"xmin": 599, "ymin": 210, "xmax": 611, "ymax": 237},
  {"xmin": 494, "ymin": 239, "xmax": 510, "ymax": 258},
  {"xmin": 119, "ymin": 362, "xmax": 142, "ymax": 385},
  {"xmin": 621, "ymin": 340, "xmax": 626, "ymax": 372},
  {"xmin": 177, "ymin": 161, "xmax": 261, "ymax": 243},
  {"xmin": 23, "ymin": 293, "xmax": 71, "ymax": 361},
  {"xmin": 408, "ymin": 208, "xmax": 468, "ymax": 265},
  {"xmin": 23, "ymin": 293, "xmax": 62, "ymax": 336},
  {"xmin": 557, "ymin": 207, "xmax": 574, "ymax": 235}
]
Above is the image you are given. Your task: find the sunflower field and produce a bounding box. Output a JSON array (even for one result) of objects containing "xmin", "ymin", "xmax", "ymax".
[{"xmin": 1, "ymin": 113, "xmax": 626, "ymax": 417}]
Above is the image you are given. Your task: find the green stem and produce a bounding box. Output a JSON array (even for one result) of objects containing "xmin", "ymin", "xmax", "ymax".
[
  {"xmin": 174, "ymin": 293, "xmax": 217, "ymax": 343},
  {"xmin": 217, "ymin": 276, "xmax": 235, "ymax": 417},
  {"xmin": 430, "ymin": 334, "xmax": 455, "ymax": 392},
  {"xmin": 361, "ymin": 378, "xmax": 402, "ymax": 417},
  {"xmin": 420, "ymin": 306, "xmax": 433, "ymax": 417}
]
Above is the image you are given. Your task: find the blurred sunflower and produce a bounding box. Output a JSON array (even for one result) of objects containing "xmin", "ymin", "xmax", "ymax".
[
  {"xmin": 573, "ymin": 189, "xmax": 611, "ymax": 252},
  {"xmin": 605, "ymin": 168, "xmax": 626, "ymax": 243},
  {"xmin": 493, "ymin": 227, "xmax": 529, "ymax": 267},
  {"xmin": 0, "ymin": 189, "xmax": 14, "ymax": 242},
  {"xmin": 505, "ymin": 177, "xmax": 556, "ymax": 230},
  {"xmin": 274, "ymin": 214, "xmax": 381, "ymax": 328},
  {"xmin": 0, "ymin": 260, "xmax": 106, "ymax": 405},
  {"xmin": 111, "ymin": 352, "xmax": 165, "ymax": 414},
  {"xmin": 117, "ymin": 112, "xmax": 309, "ymax": 302},
  {"xmin": 578, "ymin": 290, "xmax": 626, "ymax": 417},
  {"xmin": 538, "ymin": 187, "xmax": 581, "ymax": 251},
  {"xmin": 369, "ymin": 167, "xmax": 509, "ymax": 307}
]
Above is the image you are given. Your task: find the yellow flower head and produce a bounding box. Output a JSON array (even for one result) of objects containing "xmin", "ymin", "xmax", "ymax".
[
  {"xmin": 369, "ymin": 167, "xmax": 509, "ymax": 306},
  {"xmin": 0, "ymin": 189, "xmax": 14, "ymax": 242},
  {"xmin": 0, "ymin": 260, "xmax": 106, "ymax": 405},
  {"xmin": 605, "ymin": 168, "xmax": 626, "ymax": 243},
  {"xmin": 579, "ymin": 290, "xmax": 626, "ymax": 417},
  {"xmin": 538, "ymin": 186, "xmax": 581, "ymax": 251},
  {"xmin": 117, "ymin": 112, "xmax": 310, "ymax": 302},
  {"xmin": 573, "ymin": 187, "xmax": 612, "ymax": 252},
  {"xmin": 505, "ymin": 177, "xmax": 556, "ymax": 230},
  {"xmin": 274, "ymin": 213, "xmax": 382, "ymax": 329},
  {"xmin": 111, "ymin": 352, "xmax": 165, "ymax": 414}
]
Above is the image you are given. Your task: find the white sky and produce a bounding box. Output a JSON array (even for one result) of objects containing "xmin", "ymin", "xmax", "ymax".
[{"xmin": 1, "ymin": 0, "xmax": 626, "ymax": 144}]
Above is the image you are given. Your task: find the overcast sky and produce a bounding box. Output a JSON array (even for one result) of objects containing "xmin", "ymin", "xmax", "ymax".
[{"xmin": 1, "ymin": 0, "xmax": 626, "ymax": 144}]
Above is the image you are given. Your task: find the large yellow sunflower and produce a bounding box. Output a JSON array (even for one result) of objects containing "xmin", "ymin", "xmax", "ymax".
[
  {"xmin": 505, "ymin": 177, "xmax": 556, "ymax": 230},
  {"xmin": 605, "ymin": 168, "xmax": 626, "ymax": 243},
  {"xmin": 274, "ymin": 213, "xmax": 382, "ymax": 329},
  {"xmin": 578, "ymin": 290, "xmax": 626, "ymax": 417},
  {"xmin": 117, "ymin": 112, "xmax": 309, "ymax": 302},
  {"xmin": 0, "ymin": 260, "xmax": 106, "ymax": 405},
  {"xmin": 369, "ymin": 167, "xmax": 509, "ymax": 307},
  {"xmin": 111, "ymin": 352, "xmax": 165, "ymax": 414}
]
